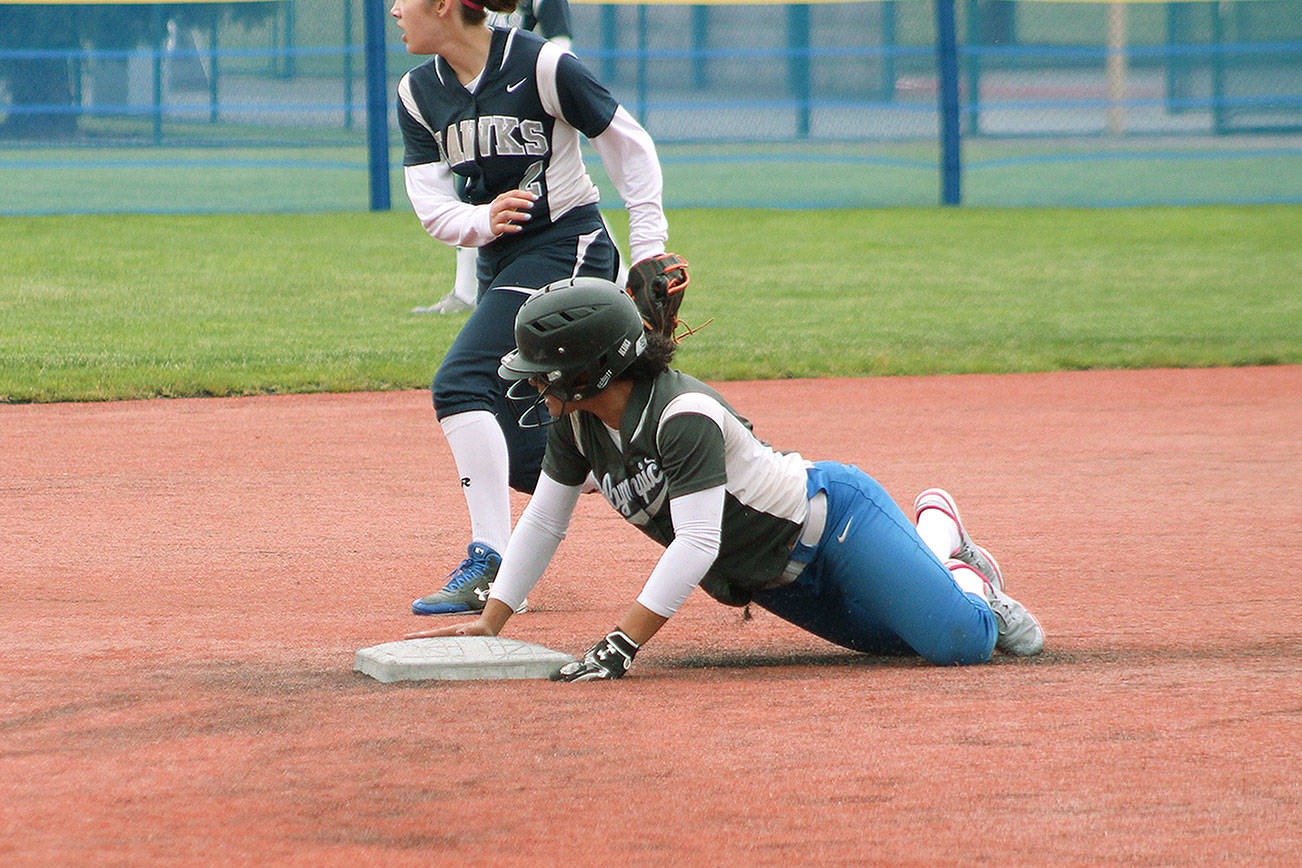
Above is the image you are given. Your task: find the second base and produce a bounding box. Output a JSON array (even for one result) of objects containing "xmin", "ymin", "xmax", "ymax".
[{"xmin": 355, "ymin": 636, "xmax": 575, "ymax": 682}]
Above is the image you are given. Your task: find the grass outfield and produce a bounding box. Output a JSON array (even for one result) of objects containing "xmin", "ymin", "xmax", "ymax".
[{"xmin": 1, "ymin": 205, "xmax": 1297, "ymax": 402}]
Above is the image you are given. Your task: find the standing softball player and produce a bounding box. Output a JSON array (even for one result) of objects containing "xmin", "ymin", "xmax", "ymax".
[
  {"xmin": 390, "ymin": 0, "xmax": 685, "ymax": 615},
  {"xmin": 412, "ymin": 0, "xmax": 577, "ymax": 315},
  {"xmin": 408, "ymin": 278, "xmax": 1045, "ymax": 678}
]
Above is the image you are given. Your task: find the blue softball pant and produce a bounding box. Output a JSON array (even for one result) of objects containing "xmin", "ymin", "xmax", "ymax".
[
  {"xmin": 431, "ymin": 220, "xmax": 619, "ymax": 494},
  {"xmin": 752, "ymin": 461, "xmax": 997, "ymax": 665}
]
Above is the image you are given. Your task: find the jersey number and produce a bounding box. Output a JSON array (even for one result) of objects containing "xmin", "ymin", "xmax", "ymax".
[{"xmin": 520, "ymin": 160, "xmax": 544, "ymax": 198}]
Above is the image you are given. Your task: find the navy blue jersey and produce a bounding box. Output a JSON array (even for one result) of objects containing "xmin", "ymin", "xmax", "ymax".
[{"xmin": 397, "ymin": 28, "xmax": 617, "ymax": 248}]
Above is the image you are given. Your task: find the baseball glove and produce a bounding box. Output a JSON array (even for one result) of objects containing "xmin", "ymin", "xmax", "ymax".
[{"xmin": 625, "ymin": 253, "xmax": 690, "ymax": 341}]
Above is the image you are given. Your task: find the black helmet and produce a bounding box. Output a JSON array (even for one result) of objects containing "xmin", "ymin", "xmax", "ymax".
[{"xmin": 500, "ymin": 277, "xmax": 647, "ymax": 426}]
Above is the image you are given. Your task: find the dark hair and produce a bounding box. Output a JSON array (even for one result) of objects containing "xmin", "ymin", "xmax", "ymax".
[
  {"xmin": 620, "ymin": 332, "xmax": 677, "ymax": 382},
  {"xmin": 460, "ymin": 0, "xmax": 516, "ymax": 25}
]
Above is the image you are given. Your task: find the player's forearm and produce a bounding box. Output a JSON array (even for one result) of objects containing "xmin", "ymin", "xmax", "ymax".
[
  {"xmin": 479, "ymin": 597, "xmax": 517, "ymax": 635},
  {"xmin": 487, "ymin": 473, "xmax": 581, "ymax": 612},
  {"xmin": 634, "ymin": 485, "xmax": 724, "ymax": 618},
  {"xmin": 590, "ymin": 107, "xmax": 668, "ymax": 262},
  {"xmin": 403, "ymin": 164, "xmax": 498, "ymax": 247},
  {"xmin": 617, "ymin": 602, "xmax": 669, "ymax": 647},
  {"xmin": 412, "ymin": 200, "xmax": 496, "ymax": 247}
]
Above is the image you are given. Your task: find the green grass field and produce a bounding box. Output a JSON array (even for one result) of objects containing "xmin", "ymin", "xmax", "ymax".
[{"xmin": 1, "ymin": 205, "xmax": 1297, "ymax": 403}]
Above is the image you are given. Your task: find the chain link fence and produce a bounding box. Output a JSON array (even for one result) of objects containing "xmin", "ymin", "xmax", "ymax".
[{"xmin": 0, "ymin": 0, "xmax": 1297, "ymax": 214}]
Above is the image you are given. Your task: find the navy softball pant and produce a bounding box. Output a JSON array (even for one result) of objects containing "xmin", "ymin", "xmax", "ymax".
[
  {"xmin": 431, "ymin": 226, "xmax": 619, "ymax": 494},
  {"xmin": 753, "ymin": 461, "xmax": 998, "ymax": 665}
]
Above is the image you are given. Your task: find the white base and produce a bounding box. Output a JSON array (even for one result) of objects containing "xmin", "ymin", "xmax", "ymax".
[{"xmin": 355, "ymin": 636, "xmax": 575, "ymax": 682}]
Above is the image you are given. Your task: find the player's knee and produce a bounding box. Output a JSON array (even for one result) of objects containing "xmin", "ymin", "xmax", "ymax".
[
  {"xmin": 430, "ymin": 365, "xmax": 456, "ymax": 405},
  {"xmin": 432, "ymin": 366, "xmax": 490, "ymax": 417},
  {"xmin": 430, "ymin": 377, "xmax": 452, "ymax": 415},
  {"xmin": 507, "ymin": 462, "xmax": 540, "ymax": 494},
  {"xmin": 919, "ymin": 625, "xmax": 996, "ymax": 666}
]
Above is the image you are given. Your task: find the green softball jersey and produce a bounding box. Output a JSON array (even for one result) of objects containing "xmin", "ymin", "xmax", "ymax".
[{"xmin": 542, "ymin": 369, "xmax": 812, "ymax": 605}]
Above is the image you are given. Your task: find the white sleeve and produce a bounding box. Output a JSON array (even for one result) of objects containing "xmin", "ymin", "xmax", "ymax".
[
  {"xmin": 589, "ymin": 106, "xmax": 668, "ymax": 264},
  {"xmin": 635, "ymin": 484, "xmax": 724, "ymax": 618},
  {"xmin": 486, "ymin": 471, "xmax": 582, "ymax": 611},
  {"xmin": 403, "ymin": 162, "xmax": 499, "ymax": 248}
]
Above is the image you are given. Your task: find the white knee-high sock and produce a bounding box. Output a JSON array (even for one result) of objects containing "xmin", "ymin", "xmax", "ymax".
[
  {"xmin": 947, "ymin": 562, "xmax": 988, "ymax": 598},
  {"xmin": 439, "ymin": 410, "xmax": 511, "ymax": 552},
  {"xmin": 453, "ymin": 247, "xmax": 479, "ymax": 304},
  {"xmin": 916, "ymin": 509, "xmax": 962, "ymax": 562}
]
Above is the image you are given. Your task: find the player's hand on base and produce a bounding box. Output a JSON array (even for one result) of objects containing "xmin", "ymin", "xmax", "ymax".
[
  {"xmin": 550, "ymin": 628, "xmax": 639, "ymax": 682},
  {"xmin": 404, "ymin": 618, "xmax": 495, "ymax": 640}
]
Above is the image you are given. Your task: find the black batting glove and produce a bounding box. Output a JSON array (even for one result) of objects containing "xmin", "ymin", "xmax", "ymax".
[{"xmin": 550, "ymin": 628, "xmax": 639, "ymax": 682}]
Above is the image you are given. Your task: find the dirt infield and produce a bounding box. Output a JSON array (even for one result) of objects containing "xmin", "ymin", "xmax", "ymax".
[{"xmin": 2, "ymin": 367, "xmax": 1298, "ymax": 864}]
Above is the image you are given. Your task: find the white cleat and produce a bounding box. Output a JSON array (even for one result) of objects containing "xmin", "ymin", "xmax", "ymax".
[
  {"xmin": 412, "ymin": 291, "xmax": 475, "ymax": 315},
  {"xmin": 946, "ymin": 559, "xmax": 1044, "ymax": 657},
  {"xmin": 983, "ymin": 582, "xmax": 1044, "ymax": 656}
]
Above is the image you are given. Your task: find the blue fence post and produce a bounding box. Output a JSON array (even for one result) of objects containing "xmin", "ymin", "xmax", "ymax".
[
  {"xmin": 935, "ymin": 0, "xmax": 962, "ymax": 205},
  {"xmin": 209, "ymin": 13, "xmax": 220, "ymax": 123},
  {"xmin": 1210, "ymin": 0, "xmax": 1228, "ymax": 135},
  {"xmin": 964, "ymin": 0, "xmax": 981, "ymax": 136},
  {"xmin": 270, "ymin": 7, "xmax": 281, "ymax": 76},
  {"xmin": 150, "ymin": 5, "xmax": 164, "ymax": 145},
  {"xmin": 1165, "ymin": 1, "xmax": 1187, "ymax": 114},
  {"xmin": 788, "ymin": 4, "xmax": 811, "ymax": 138},
  {"xmin": 285, "ymin": 0, "xmax": 297, "ymax": 79},
  {"xmin": 364, "ymin": 0, "xmax": 391, "ymax": 211},
  {"xmin": 345, "ymin": 0, "xmax": 355, "ymax": 130},
  {"xmin": 71, "ymin": 6, "xmax": 84, "ymax": 107},
  {"xmin": 879, "ymin": 0, "xmax": 897, "ymax": 101},
  {"xmin": 601, "ymin": 5, "xmax": 618, "ymax": 84},
  {"xmin": 692, "ymin": 5, "xmax": 709, "ymax": 89}
]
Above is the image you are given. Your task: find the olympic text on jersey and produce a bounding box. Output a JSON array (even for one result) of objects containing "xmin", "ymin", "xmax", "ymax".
[{"xmin": 595, "ymin": 456, "xmax": 666, "ymax": 521}]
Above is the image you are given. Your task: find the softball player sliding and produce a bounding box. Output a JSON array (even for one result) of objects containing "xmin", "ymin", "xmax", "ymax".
[
  {"xmin": 408, "ymin": 278, "xmax": 1044, "ymax": 680},
  {"xmin": 390, "ymin": 0, "xmax": 682, "ymax": 616}
]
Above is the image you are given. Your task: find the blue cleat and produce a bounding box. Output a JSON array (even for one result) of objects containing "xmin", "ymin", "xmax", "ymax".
[{"xmin": 411, "ymin": 542, "xmax": 503, "ymax": 615}]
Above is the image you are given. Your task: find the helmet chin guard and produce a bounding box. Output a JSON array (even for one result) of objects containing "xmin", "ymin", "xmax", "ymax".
[
  {"xmin": 499, "ymin": 277, "xmax": 648, "ymax": 427},
  {"xmin": 504, "ymin": 374, "xmax": 568, "ymax": 429}
]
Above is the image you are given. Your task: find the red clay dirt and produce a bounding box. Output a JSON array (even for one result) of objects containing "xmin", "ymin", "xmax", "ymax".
[{"xmin": 2, "ymin": 367, "xmax": 1298, "ymax": 864}]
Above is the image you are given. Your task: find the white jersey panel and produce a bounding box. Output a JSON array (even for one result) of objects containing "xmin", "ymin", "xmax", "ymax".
[
  {"xmin": 535, "ymin": 41, "xmax": 601, "ymax": 220},
  {"xmin": 659, "ymin": 392, "xmax": 810, "ymax": 526},
  {"xmin": 397, "ymin": 73, "xmax": 435, "ymax": 138}
]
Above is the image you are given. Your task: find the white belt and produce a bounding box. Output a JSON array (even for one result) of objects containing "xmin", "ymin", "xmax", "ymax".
[{"xmin": 768, "ymin": 491, "xmax": 827, "ymax": 588}]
